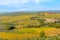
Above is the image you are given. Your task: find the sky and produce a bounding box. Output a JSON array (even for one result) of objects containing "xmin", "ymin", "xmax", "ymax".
[{"xmin": 0, "ymin": 0, "xmax": 60, "ymax": 12}]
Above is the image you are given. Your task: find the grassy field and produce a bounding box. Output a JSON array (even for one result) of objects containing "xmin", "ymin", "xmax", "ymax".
[
  {"xmin": 0, "ymin": 12, "xmax": 60, "ymax": 40},
  {"xmin": 0, "ymin": 27, "xmax": 60, "ymax": 40}
]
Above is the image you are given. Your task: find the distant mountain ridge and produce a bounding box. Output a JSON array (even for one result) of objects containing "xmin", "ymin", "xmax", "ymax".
[{"xmin": 0, "ymin": 10, "xmax": 60, "ymax": 16}]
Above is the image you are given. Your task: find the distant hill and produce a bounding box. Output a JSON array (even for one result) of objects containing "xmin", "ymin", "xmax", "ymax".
[
  {"xmin": 0, "ymin": 12, "xmax": 44, "ymax": 16},
  {"xmin": 0, "ymin": 10, "xmax": 60, "ymax": 16}
]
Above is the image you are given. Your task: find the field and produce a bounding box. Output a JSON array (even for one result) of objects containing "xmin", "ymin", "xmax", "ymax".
[
  {"xmin": 0, "ymin": 12, "xmax": 60, "ymax": 40},
  {"xmin": 0, "ymin": 28, "xmax": 60, "ymax": 40}
]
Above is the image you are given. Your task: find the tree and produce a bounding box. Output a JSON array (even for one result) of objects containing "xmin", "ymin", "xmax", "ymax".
[
  {"xmin": 38, "ymin": 19, "xmax": 45, "ymax": 27},
  {"xmin": 40, "ymin": 31, "xmax": 45, "ymax": 37},
  {"xmin": 4, "ymin": 23, "xmax": 15, "ymax": 30}
]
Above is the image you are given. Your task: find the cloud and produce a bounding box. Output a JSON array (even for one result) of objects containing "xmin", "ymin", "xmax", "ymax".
[
  {"xmin": 0, "ymin": 0, "xmax": 54, "ymax": 8},
  {"xmin": 21, "ymin": 0, "xmax": 28, "ymax": 3},
  {"xmin": 0, "ymin": 0, "xmax": 28, "ymax": 5},
  {"xmin": 35, "ymin": 0, "xmax": 41, "ymax": 2},
  {"xmin": 0, "ymin": 0, "xmax": 10, "ymax": 5},
  {"xmin": 0, "ymin": 0, "xmax": 54, "ymax": 5},
  {"xmin": 35, "ymin": 0, "xmax": 54, "ymax": 2}
]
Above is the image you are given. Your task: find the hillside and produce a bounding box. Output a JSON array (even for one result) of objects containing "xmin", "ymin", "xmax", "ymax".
[
  {"xmin": 0, "ymin": 12, "xmax": 60, "ymax": 30},
  {"xmin": 0, "ymin": 12, "xmax": 60, "ymax": 40}
]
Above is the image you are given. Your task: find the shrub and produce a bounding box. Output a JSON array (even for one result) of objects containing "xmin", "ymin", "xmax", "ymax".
[{"xmin": 40, "ymin": 31, "xmax": 45, "ymax": 37}]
